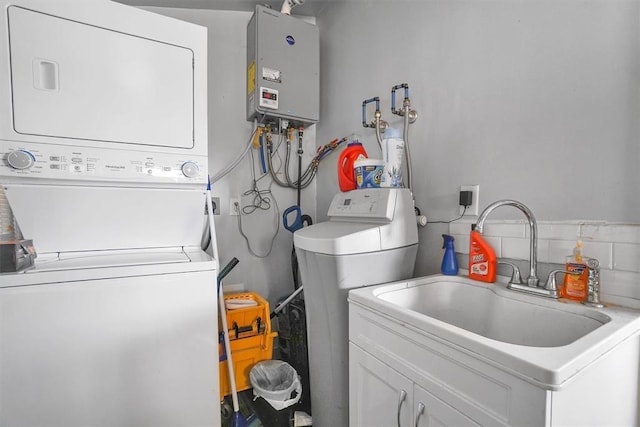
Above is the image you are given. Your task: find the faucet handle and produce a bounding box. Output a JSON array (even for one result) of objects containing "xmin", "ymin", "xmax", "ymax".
[
  {"xmin": 544, "ymin": 269, "xmax": 572, "ymax": 297},
  {"xmin": 498, "ymin": 261, "xmax": 523, "ymax": 285}
]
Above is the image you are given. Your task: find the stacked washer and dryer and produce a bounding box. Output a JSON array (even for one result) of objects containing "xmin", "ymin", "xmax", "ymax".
[
  {"xmin": 295, "ymin": 188, "xmax": 419, "ymax": 427},
  {"xmin": 0, "ymin": 1, "xmax": 221, "ymax": 426}
]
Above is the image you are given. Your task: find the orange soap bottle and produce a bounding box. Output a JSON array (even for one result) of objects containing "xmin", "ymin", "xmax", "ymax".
[
  {"xmin": 560, "ymin": 240, "xmax": 589, "ymax": 301},
  {"xmin": 468, "ymin": 230, "xmax": 497, "ymax": 283}
]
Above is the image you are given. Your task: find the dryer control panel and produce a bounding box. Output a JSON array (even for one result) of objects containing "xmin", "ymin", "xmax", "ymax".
[{"xmin": 1, "ymin": 144, "xmax": 204, "ymax": 183}]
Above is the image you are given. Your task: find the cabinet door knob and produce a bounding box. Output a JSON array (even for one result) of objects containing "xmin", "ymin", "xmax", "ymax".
[
  {"xmin": 414, "ymin": 402, "xmax": 425, "ymax": 427},
  {"xmin": 397, "ymin": 389, "xmax": 407, "ymax": 427}
]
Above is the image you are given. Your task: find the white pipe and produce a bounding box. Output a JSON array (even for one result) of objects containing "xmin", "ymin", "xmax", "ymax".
[
  {"xmin": 271, "ymin": 286, "xmax": 303, "ymax": 316},
  {"xmin": 206, "ymin": 183, "xmax": 241, "ymax": 412},
  {"xmin": 402, "ymin": 104, "xmax": 413, "ymax": 191},
  {"xmin": 280, "ymin": 0, "xmax": 305, "ymax": 15},
  {"xmin": 210, "ymin": 119, "xmax": 259, "ymax": 185}
]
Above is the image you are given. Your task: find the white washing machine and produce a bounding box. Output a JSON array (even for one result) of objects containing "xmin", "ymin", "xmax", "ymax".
[
  {"xmin": 294, "ymin": 188, "xmax": 419, "ymax": 427},
  {"xmin": 0, "ymin": 2, "xmax": 219, "ymax": 425}
]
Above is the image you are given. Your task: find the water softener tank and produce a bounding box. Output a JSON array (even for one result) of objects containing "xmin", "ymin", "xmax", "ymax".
[{"xmin": 293, "ymin": 188, "xmax": 418, "ymax": 427}]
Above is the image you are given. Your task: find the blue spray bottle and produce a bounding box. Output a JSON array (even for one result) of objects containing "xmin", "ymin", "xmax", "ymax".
[{"xmin": 441, "ymin": 234, "xmax": 458, "ymax": 275}]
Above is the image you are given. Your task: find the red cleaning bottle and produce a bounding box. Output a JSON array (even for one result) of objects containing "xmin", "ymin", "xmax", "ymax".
[
  {"xmin": 468, "ymin": 230, "xmax": 497, "ymax": 283},
  {"xmin": 337, "ymin": 140, "xmax": 367, "ymax": 191}
]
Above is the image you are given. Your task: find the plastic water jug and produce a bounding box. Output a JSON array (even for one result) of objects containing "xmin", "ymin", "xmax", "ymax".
[{"xmin": 380, "ymin": 127, "xmax": 404, "ymax": 188}]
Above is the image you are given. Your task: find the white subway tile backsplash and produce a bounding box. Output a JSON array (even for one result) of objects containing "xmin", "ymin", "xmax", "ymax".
[
  {"xmin": 452, "ymin": 233, "xmax": 470, "ymax": 255},
  {"xmin": 536, "ymin": 223, "xmax": 581, "ymax": 241},
  {"xmin": 582, "ymin": 241, "xmax": 614, "ymax": 269},
  {"xmin": 449, "ymin": 221, "xmax": 640, "ymax": 308},
  {"xmin": 582, "ymin": 224, "xmax": 640, "ymax": 244},
  {"xmin": 548, "ymin": 239, "xmax": 577, "ymax": 264},
  {"xmin": 484, "ymin": 236, "xmax": 502, "ymax": 257},
  {"xmin": 482, "ymin": 222, "xmax": 526, "ymax": 238},
  {"xmin": 448, "ymin": 222, "xmax": 473, "ymax": 236},
  {"xmin": 613, "ymin": 243, "xmax": 640, "ymax": 273},
  {"xmin": 535, "ymin": 239, "xmax": 551, "ymax": 263},
  {"xmin": 501, "ymin": 237, "xmax": 531, "ymax": 261},
  {"xmin": 601, "ymin": 269, "xmax": 640, "ymax": 309}
]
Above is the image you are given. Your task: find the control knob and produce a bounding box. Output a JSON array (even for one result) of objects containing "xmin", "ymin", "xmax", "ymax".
[
  {"xmin": 181, "ymin": 161, "xmax": 199, "ymax": 178},
  {"xmin": 7, "ymin": 150, "xmax": 36, "ymax": 170}
]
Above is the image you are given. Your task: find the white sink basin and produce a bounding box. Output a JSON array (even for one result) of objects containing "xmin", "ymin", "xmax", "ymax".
[
  {"xmin": 349, "ymin": 274, "xmax": 640, "ymax": 387},
  {"xmin": 375, "ymin": 277, "xmax": 610, "ymax": 347}
]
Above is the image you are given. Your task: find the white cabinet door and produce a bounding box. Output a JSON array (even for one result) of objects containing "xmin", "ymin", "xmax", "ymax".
[
  {"xmin": 350, "ymin": 344, "xmax": 413, "ymax": 427},
  {"xmin": 414, "ymin": 384, "xmax": 481, "ymax": 427}
]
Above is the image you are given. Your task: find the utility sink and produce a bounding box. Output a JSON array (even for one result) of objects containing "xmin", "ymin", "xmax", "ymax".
[
  {"xmin": 348, "ymin": 273, "xmax": 640, "ymax": 388},
  {"xmin": 375, "ymin": 276, "xmax": 609, "ymax": 347}
]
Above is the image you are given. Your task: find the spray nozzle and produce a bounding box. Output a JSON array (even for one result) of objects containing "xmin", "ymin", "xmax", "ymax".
[{"xmin": 442, "ymin": 234, "xmax": 455, "ymax": 249}]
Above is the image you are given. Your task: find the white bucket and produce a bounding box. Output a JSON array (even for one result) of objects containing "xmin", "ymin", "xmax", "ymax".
[{"xmin": 354, "ymin": 158, "xmax": 383, "ymax": 188}]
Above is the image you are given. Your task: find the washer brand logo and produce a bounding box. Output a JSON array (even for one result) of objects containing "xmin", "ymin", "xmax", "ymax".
[{"xmin": 286, "ymin": 35, "xmax": 295, "ymax": 45}]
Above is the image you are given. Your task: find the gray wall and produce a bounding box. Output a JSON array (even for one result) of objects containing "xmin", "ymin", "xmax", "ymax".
[
  {"xmin": 144, "ymin": 7, "xmax": 317, "ymax": 304},
  {"xmin": 142, "ymin": 1, "xmax": 639, "ymax": 284},
  {"xmin": 314, "ymin": 0, "xmax": 640, "ymax": 275}
]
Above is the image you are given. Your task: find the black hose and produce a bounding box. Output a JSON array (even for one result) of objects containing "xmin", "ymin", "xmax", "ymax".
[
  {"xmin": 296, "ymin": 128, "xmax": 303, "ymax": 207},
  {"xmin": 217, "ymin": 257, "xmax": 239, "ymax": 287}
]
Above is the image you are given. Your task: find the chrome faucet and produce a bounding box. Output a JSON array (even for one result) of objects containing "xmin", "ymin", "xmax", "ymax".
[{"xmin": 475, "ymin": 200, "xmax": 560, "ymax": 298}]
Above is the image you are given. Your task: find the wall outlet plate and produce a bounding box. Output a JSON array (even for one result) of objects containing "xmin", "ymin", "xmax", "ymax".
[
  {"xmin": 204, "ymin": 197, "xmax": 220, "ymax": 215},
  {"xmin": 230, "ymin": 198, "xmax": 240, "ymax": 215},
  {"xmin": 459, "ymin": 185, "xmax": 480, "ymax": 216}
]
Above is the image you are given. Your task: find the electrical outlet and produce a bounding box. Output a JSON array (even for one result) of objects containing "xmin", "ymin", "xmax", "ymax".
[
  {"xmin": 459, "ymin": 185, "xmax": 480, "ymax": 216},
  {"xmin": 211, "ymin": 197, "xmax": 220, "ymax": 215},
  {"xmin": 230, "ymin": 198, "xmax": 241, "ymax": 215},
  {"xmin": 204, "ymin": 197, "xmax": 220, "ymax": 215}
]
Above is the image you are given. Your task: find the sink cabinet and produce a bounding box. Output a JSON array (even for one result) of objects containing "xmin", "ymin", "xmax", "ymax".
[
  {"xmin": 350, "ymin": 344, "xmax": 480, "ymax": 426},
  {"xmin": 349, "ymin": 300, "xmax": 640, "ymax": 426}
]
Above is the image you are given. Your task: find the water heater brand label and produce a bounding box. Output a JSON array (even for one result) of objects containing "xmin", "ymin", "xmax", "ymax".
[{"xmin": 262, "ymin": 67, "xmax": 281, "ymax": 83}]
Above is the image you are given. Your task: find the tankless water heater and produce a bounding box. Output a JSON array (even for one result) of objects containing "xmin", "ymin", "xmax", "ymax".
[{"xmin": 246, "ymin": 5, "xmax": 319, "ymax": 127}]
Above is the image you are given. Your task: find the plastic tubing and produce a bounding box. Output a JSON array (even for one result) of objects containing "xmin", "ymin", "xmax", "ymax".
[
  {"xmin": 210, "ymin": 118, "xmax": 262, "ymax": 184},
  {"xmin": 268, "ymin": 132, "xmax": 316, "ymax": 190},
  {"xmin": 390, "ymin": 83, "xmax": 409, "ymax": 115},
  {"xmin": 362, "ymin": 97, "xmax": 384, "ymax": 149},
  {"xmin": 390, "ymin": 83, "xmax": 414, "ymax": 191},
  {"xmin": 361, "ymin": 98, "xmax": 377, "ymax": 127},
  {"xmin": 403, "ymin": 102, "xmax": 413, "ymax": 191}
]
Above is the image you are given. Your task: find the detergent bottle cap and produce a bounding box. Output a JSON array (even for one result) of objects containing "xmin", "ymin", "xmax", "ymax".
[
  {"xmin": 383, "ymin": 127, "xmax": 402, "ymax": 139},
  {"xmin": 348, "ymin": 133, "xmax": 363, "ymax": 145}
]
